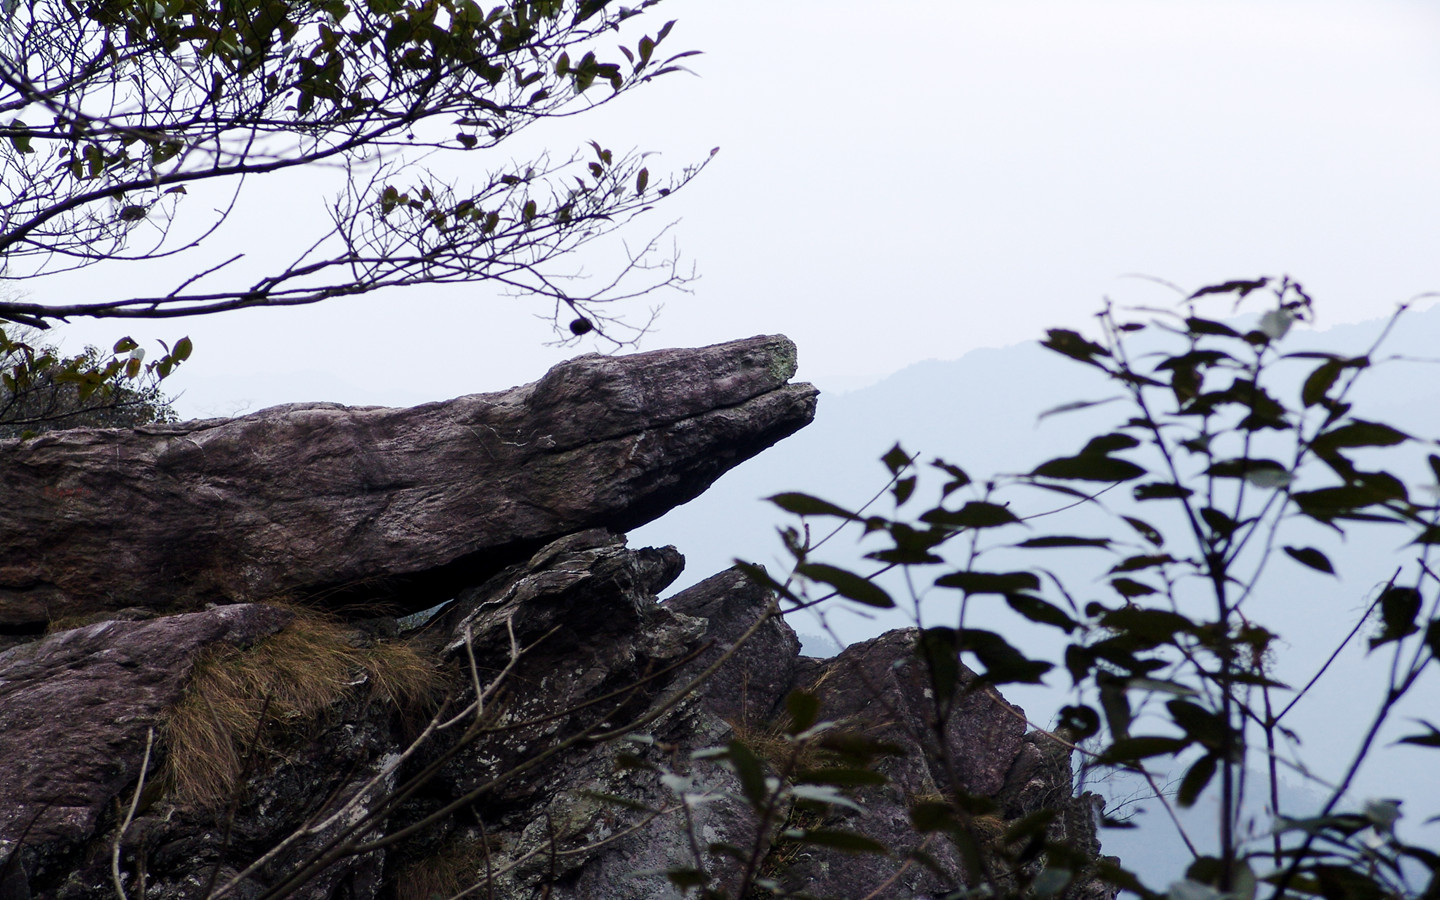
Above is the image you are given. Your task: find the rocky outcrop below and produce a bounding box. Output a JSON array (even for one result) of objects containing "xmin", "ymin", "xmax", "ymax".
[{"xmin": 0, "ymin": 337, "xmax": 1113, "ymax": 900}]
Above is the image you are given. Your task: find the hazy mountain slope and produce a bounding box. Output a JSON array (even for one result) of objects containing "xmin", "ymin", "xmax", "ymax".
[{"xmin": 632, "ymin": 302, "xmax": 1440, "ymax": 883}]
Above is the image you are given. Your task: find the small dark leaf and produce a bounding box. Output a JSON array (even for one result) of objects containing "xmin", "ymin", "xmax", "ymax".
[
  {"xmin": 1301, "ymin": 358, "xmax": 1345, "ymax": 408},
  {"xmin": 1109, "ymin": 554, "xmax": 1175, "ymax": 574},
  {"xmin": 1079, "ymin": 432, "xmax": 1141, "ymax": 455},
  {"xmin": 1110, "ymin": 577, "xmax": 1157, "ymax": 599},
  {"xmin": 1065, "ymin": 645, "xmax": 1096, "ymax": 686},
  {"xmin": 768, "ymin": 492, "xmax": 857, "ymax": 519},
  {"xmin": 931, "ymin": 459, "xmax": 971, "ymax": 495},
  {"xmin": 1166, "ymin": 360, "xmax": 1201, "ymax": 406},
  {"xmin": 1372, "ymin": 587, "xmax": 1422, "ymax": 647},
  {"xmin": 664, "ymin": 868, "xmax": 708, "ymax": 889},
  {"xmin": 960, "ymin": 629, "xmax": 1053, "ymax": 684},
  {"xmin": 1305, "ymin": 864, "xmax": 1389, "ymax": 900},
  {"xmin": 1312, "ymin": 420, "xmax": 1410, "ymax": 451},
  {"xmin": 1184, "ymin": 317, "xmax": 1241, "ymax": 337},
  {"xmin": 1058, "ymin": 705, "xmax": 1100, "ymax": 740},
  {"xmin": 1098, "ymin": 675, "xmax": 1132, "ymax": 739},
  {"xmin": 1037, "ymin": 397, "xmax": 1123, "ymax": 421},
  {"xmin": 1098, "ymin": 736, "xmax": 1191, "ymax": 764},
  {"xmin": 1283, "ymin": 546, "xmax": 1335, "ymax": 574},
  {"xmin": 1398, "ymin": 720, "xmax": 1440, "ymax": 748},
  {"xmin": 917, "ymin": 627, "xmax": 962, "ymax": 701},
  {"xmin": 1015, "ymin": 535, "xmax": 1112, "ymax": 549},
  {"xmin": 7, "ymin": 118, "xmax": 33, "ymax": 153},
  {"xmin": 1041, "ymin": 329, "xmax": 1111, "ymax": 368},
  {"xmin": 920, "ymin": 501, "xmax": 1021, "ymax": 529},
  {"xmin": 866, "ymin": 521, "xmax": 948, "ymax": 565},
  {"xmin": 881, "ymin": 443, "xmax": 912, "ymax": 474},
  {"xmin": 1293, "ymin": 479, "xmax": 1406, "ymax": 521},
  {"xmin": 1189, "ymin": 278, "xmax": 1269, "ymax": 300},
  {"xmin": 1199, "ymin": 506, "xmax": 1238, "ymax": 540},
  {"xmin": 934, "ymin": 570, "xmax": 1041, "ymax": 595},
  {"xmin": 788, "ymin": 829, "xmax": 888, "ymax": 855},
  {"xmin": 1100, "ymin": 607, "xmax": 1194, "ymax": 643},
  {"xmin": 1176, "ymin": 754, "xmax": 1218, "ymax": 808},
  {"xmin": 910, "ymin": 800, "xmax": 958, "ymax": 833},
  {"xmin": 726, "ymin": 739, "xmax": 769, "ymax": 808},
  {"xmin": 1166, "ymin": 699, "xmax": 1228, "ymax": 749},
  {"xmin": 797, "ymin": 563, "xmax": 894, "ymax": 608},
  {"xmin": 1005, "ymin": 593, "xmax": 1078, "ymax": 632},
  {"xmin": 1134, "ymin": 482, "xmax": 1193, "ymax": 501},
  {"xmin": 1154, "ymin": 348, "xmax": 1234, "ymax": 372},
  {"xmin": 1122, "ymin": 516, "xmax": 1164, "ymax": 546},
  {"xmin": 1032, "ymin": 455, "xmax": 1147, "ymax": 483},
  {"xmin": 785, "ymin": 690, "xmax": 820, "ymax": 734}
]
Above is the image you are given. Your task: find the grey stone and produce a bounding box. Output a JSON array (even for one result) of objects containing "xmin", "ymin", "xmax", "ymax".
[{"xmin": 0, "ymin": 335, "xmax": 816, "ymax": 628}]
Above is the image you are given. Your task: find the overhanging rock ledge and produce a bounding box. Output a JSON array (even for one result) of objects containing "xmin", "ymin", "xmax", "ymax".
[{"xmin": 0, "ymin": 334, "xmax": 816, "ymax": 629}]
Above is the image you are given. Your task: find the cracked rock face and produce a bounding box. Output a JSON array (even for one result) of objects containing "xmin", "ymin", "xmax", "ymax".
[
  {"xmin": 0, "ymin": 535, "xmax": 1109, "ymax": 900},
  {"xmin": 0, "ymin": 335, "xmax": 816, "ymax": 629},
  {"xmin": 0, "ymin": 605, "xmax": 292, "ymax": 856},
  {"xmin": 0, "ymin": 335, "xmax": 1115, "ymax": 900}
]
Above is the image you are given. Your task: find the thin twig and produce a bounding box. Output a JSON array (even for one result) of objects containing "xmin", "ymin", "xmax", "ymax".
[{"xmin": 111, "ymin": 727, "xmax": 155, "ymax": 900}]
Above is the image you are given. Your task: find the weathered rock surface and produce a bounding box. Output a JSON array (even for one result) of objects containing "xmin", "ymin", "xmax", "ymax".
[
  {"xmin": 0, "ymin": 336, "xmax": 1114, "ymax": 900},
  {"xmin": 0, "ymin": 605, "xmax": 291, "ymax": 872},
  {"xmin": 0, "ymin": 531, "xmax": 1109, "ymax": 900},
  {"xmin": 766, "ymin": 629, "xmax": 1025, "ymax": 899},
  {"xmin": 0, "ymin": 335, "xmax": 816, "ymax": 629}
]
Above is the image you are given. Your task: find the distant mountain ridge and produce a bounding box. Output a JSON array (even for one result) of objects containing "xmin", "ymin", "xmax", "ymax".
[{"xmin": 635, "ymin": 301, "xmax": 1440, "ymax": 608}]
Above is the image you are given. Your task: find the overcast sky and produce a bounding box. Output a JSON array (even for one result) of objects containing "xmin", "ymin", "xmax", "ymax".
[{"xmin": 34, "ymin": 0, "xmax": 1440, "ymax": 416}]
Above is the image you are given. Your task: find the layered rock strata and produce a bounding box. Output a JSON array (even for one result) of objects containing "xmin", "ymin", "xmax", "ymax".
[{"xmin": 0, "ymin": 335, "xmax": 815, "ymax": 629}]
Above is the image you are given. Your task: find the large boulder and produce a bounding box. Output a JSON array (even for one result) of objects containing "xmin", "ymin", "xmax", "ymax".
[
  {"xmin": 0, "ymin": 532, "xmax": 1109, "ymax": 900},
  {"xmin": 0, "ymin": 335, "xmax": 816, "ymax": 629},
  {"xmin": 0, "ymin": 604, "xmax": 292, "ymax": 881}
]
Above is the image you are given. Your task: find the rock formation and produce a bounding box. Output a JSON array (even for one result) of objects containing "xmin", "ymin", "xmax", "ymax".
[
  {"xmin": 0, "ymin": 335, "xmax": 814, "ymax": 630},
  {"xmin": 0, "ymin": 336, "xmax": 1113, "ymax": 900}
]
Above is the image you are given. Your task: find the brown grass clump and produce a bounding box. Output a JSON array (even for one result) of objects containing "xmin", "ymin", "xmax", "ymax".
[
  {"xmin": 393, "ymin": 836, "xmax": 491, "ymax": 900},
  {"xmin": 162, "ymin": 605, "xmax": 440, "ymax": 807}
]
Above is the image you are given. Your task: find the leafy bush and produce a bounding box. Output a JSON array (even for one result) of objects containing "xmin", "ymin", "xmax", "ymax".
[
  {"xmin": 717, "ymin": 278, "xmax": 1439, "ymax": 900},
  {"xmin": 0, "ymin": 326, "xmax": 189, "ymax": 438}
]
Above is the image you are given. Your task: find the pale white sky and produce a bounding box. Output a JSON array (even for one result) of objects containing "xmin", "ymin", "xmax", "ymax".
[{"xmin": 33, "ymin": 0, "xmax": 1440, "ymax": 416}]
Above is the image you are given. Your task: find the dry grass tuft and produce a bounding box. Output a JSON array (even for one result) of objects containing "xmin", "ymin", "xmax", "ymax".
[
  {"xmin": 394, "ymin": 835, "xmax": 490, "ymax": 900},
  {"xmin": 727, "ymin": 718, "xmax": 814, "ymax": 772},
  {"xmin": 162, "ymin": 604, "xmax": 440, "ymax": 807}
]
